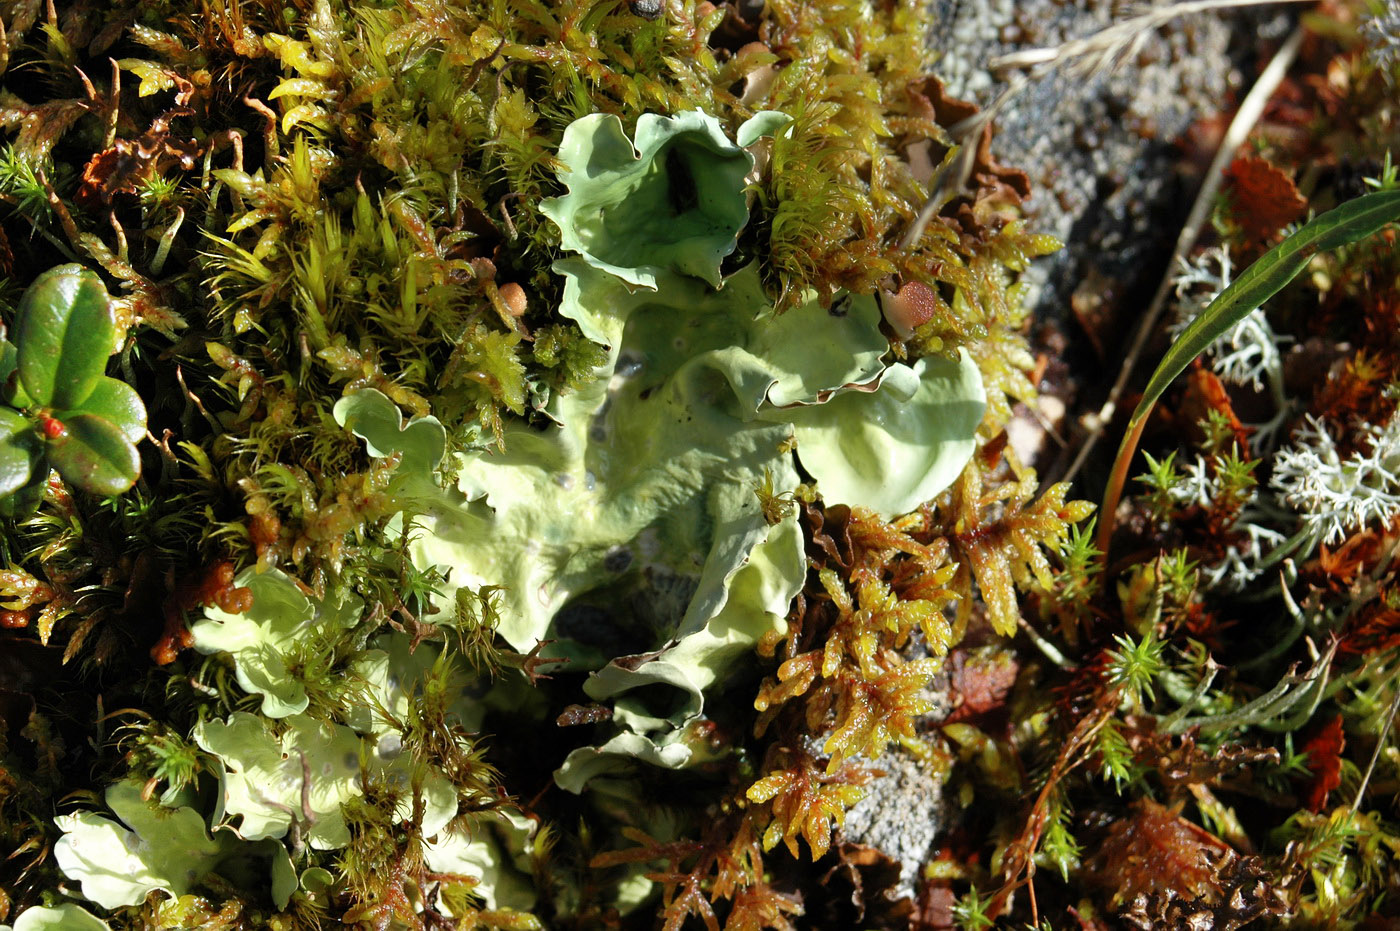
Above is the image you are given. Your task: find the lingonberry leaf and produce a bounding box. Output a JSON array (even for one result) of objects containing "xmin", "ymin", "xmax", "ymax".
[
  {"xmin": 65, "ymin": 376, "xmax": 146, "ymax": 444},
  {"xmin": 44, "ymin": 412, "xmax": 139, "ymax": 497},
  {"xmin": 0, "ymin": 408, "xmax": 40, "ymax": 498},
  {"xmin": 13, "ymin": 265, "xmax": 117, "ymax": 410}
]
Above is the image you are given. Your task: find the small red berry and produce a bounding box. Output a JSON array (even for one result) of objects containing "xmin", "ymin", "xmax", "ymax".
[{"xmin": 42, "ymin": 416, "xmax": 66, "ymax": 439}]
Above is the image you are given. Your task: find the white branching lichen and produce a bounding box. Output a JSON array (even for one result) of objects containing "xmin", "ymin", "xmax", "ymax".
[
  {"xmin": 1171, "ymin": 246, "xmax": 1287, "ymax": 402},
  {"xmin": 1271, "ymin": 412, "xmax": 1400, "ymax": 548},
  {"xmin": 1363, "ymin": 1, "xmax": 1400, "ymax": 77}
]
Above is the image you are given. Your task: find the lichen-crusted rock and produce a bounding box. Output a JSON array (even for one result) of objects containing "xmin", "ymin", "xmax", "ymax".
[
  {"xmin": 841, "ymin": 749, "xmax": 948, "ymax": 900},
  {"xmin": 927, "ymin": 0, "xmax": 1277, "ymax": 318}
]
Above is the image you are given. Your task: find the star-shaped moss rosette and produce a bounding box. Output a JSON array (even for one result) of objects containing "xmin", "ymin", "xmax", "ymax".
[
  {"xmin": 0, "ymin": 265, "xmax": 145, "ymax": 513},
  {"xmin": 540, "ymin": 110, "xmax": 789, "ymax": 289},
  {"xmin": 187, "ymin": 568, "xmax": 363, "ymax": 717}
]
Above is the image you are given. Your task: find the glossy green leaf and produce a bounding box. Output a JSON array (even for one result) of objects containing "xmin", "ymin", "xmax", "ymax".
[
  {"xmin": 14, "ymin": 265, "xmax": 116, "ymax": 409},
  {"xmin": 0, "ymin": 474, "xmax": 46, "ymax": 518},
  {"xmin": 0, "ymin": 408, "xmax": 40, "ymax": 498},
  {"xmin": 1099, "ymin": 189, "xmax": 1400, "ymax": 552},
  {"xmin": 0, "ymin": 339, "xmax": 28, "ymax": 409},
  {"xmin": 68, "ymin": 376, "xmax": 146, "ymax": 444},
  {"xmin": 45, "ymin": 412, "xmax": 139, "ymax": 497}
]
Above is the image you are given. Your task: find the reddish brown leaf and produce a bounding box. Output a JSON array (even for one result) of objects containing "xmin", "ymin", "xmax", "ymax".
[
  {"xmin": 73, "ymin": 109, "xmax": 199, "ymax": 211},
  {"xmin": 1223, "ymin": 155, "xmax": 1308, "ymax": 245},
  {"xmin": 903, "ymin": 76, "xmax": 1031, "ymax": 237},
  {"xmin": 1177, "ymin": 367, "xmax": 1252, "ymax": 454},
  {"xmin": 943, "ymin": 648, "xmax": 1019, "ymax": 725},
  {"xmin": 151, "ymin": 560, "xmax": 251, "ymax": 665},
  {"xmin": 556, "ymin": 703, "xmax": 612, "ymax": 726},
  {"xmin": 1300, "ymin": 714, "xmax": 1345, "ymax": 812},
  {"xmin": 1337, "ymin": 598, "xmax": 1400, "ymax": 657},
  {"xmin": 1086, "ymin": 799, "xmax": 1234, "ymax": 906}
]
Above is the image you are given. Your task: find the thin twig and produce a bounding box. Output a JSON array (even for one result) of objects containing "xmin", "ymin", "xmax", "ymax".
[
  {"xmin": 990, "ymin": 0, "xmax": 1314, "ymax": 80},
  {"xmin": 900, "ymin": 75, "xmax": 1026, "ymax": 251},
  {"xmin": 1352, "ymin": 677, "xmax": 1400, "ymax": 813},
  {"xmin": 1062, "ymin": 24, "xmax": 1305, "ymax": 485}
]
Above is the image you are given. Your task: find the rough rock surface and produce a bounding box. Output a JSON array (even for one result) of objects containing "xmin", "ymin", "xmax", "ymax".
[
  {"xmin": 841, "ymin": 748, "xmax": 947, "ymax": 898},
  {"xmin": 926, "ymin": 0, "xmax": 1289, "ymax": 319}
]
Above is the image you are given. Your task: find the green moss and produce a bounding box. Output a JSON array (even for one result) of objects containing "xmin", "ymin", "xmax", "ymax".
[{"xmin": 0, "ymin": 0, "xmax": 1068, "ymax": 925}]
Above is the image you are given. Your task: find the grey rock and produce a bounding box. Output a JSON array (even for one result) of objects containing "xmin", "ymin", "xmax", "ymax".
[
  {"xmin": 841, "ymin": 748, "xmax": 947, "ymax": 900},
  {"xmin": 926, "ymin": 0, "xmax": 1289, "ymax": 319}
]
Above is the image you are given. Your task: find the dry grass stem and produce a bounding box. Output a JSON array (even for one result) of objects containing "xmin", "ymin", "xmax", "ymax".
[{"xmin": 1063, "ymin": 24, "xmax": 1305, "ymax": 486}]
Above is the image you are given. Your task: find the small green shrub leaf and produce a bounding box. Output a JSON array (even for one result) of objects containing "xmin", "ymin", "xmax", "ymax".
[
  {"xmin": 0, "ymin": 408, "xmax": 40, "ymax": 498},
  {"xmin": 45, "ymin": 412, "xmax": 139, "ymax": 497},
  {"xmin": 73, "ymin": 376, "xmax": 147, "ymax": 443},
  {"xmin": 14, "ymin": 265, "xmax": 116, "ymax": 410},
  {"xmin": 0, "ymin": 474, "xmax": 46, "ymax": 518},
  {"xmin": 0, "ymin": 339, "xmax": 29, "ymax": 409}
]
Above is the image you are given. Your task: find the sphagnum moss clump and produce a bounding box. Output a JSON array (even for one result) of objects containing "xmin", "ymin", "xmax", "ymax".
[{"xmin": 0, "ymin": 0, "xmax": 1089, "ymax": 928}]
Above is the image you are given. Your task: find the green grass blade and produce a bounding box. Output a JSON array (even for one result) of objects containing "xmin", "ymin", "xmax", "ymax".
[
  {"xmin": 1097, "ymin": 189, "xmax": 1400, "ymax": 555},
  {"xmin": 1137, "ymin": 189, "xmax": 1400, "ymax": 418}
]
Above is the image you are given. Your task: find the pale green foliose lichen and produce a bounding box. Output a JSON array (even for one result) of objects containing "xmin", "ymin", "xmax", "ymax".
[
  {"xmin": 335, "ymin": 108, "xmax": 986, "ymax": 792},
  {"xmin": 53, "ymin": 781, "xmax": 233, "ymax": 910},
  {"xmin": 540, "ymin": 110, "xmax": 789, "ymax": 289},
  {"xmin": 188, "ymin": 568, "xmax": 364, "ymax": 718},
  {"xmin": 423, "ymin": 808, "xmax": 541, "ymax": 913},
  {"xmin": 2, "ymin": 903, "xmax": 110, "ymax": 930},
  {"xmin": 194, "ymin": 709, "xmax": 457, "ymax": 850}
]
